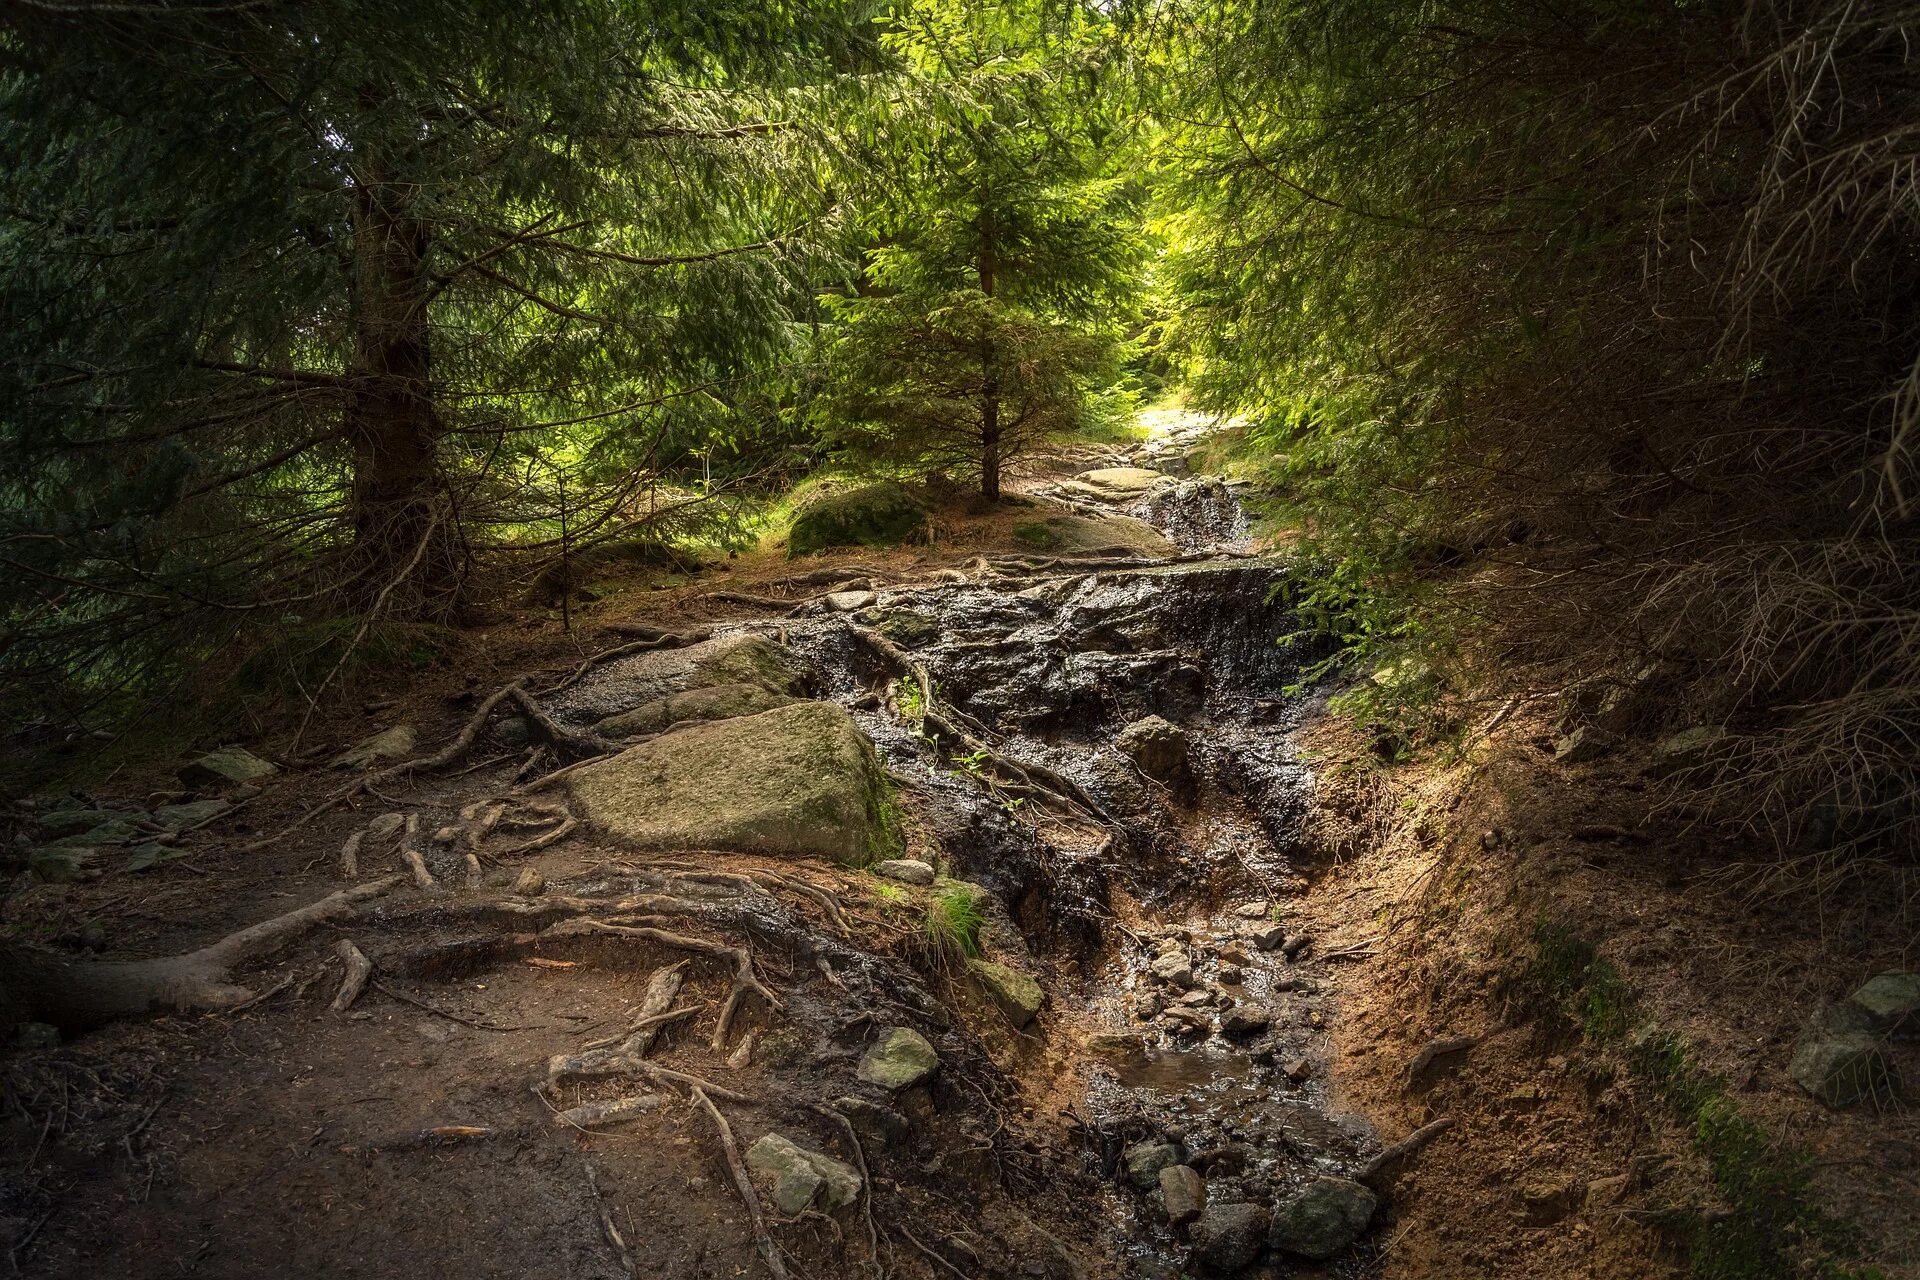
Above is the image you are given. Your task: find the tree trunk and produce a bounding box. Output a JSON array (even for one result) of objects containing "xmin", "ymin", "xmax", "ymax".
[
  {"xmin": 343, "ymin": 153, "xmax": 455, "ymax": 611},
  {"xmin": 977, "ymin": 196, "xmax": 1001, "ymax": 503}
]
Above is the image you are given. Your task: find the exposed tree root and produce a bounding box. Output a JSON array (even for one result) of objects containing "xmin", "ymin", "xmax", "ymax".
[
  {"xmin": 1358, "ymin": 1115, "xmax": 1453, "ymax": 1188},
  {"xmin": 331, "ymin": 940, "xmax": 373, "ymax": 1012},
  {"xmin": 0, "ymin": 877, "xmax": 400, "ymax": 1032},
  {"xmin": 554, "ymin": 1094, "xmax": 666, "ymax": 1130},
  {"xmin": 693, "ymin": 1086, "xmax": 789, "ymax": 1280}
]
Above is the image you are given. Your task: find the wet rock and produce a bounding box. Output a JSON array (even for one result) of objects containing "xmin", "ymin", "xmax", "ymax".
[
  {"xmin": 820, "ymin": 590, "xmax": 874, "ymax": 614},
  {"xmin": 1219, "ymin": 945, "xmax": 1252, "ymax": 966},
  {"xmin": 833, "ymin": 1096, "xmax": 909, "ymax": 1149},
  {"xmin": 1282, "ymin": 1056, "xmax": 1313, "ymax": 1083},
  {"xmin": 857, "ymin": 1027, "xmax": 940, "ymax": 1090},
  {"xmin": 1268, "ymin": 1177, "xmax": 1377, "ymax": 1260},
  {"xmin": 1150, "ymin": 952, "xmax": 1196, "ymax": 988},
  {"xmin": 1280, "ymin": 934, "xmax": 1309, "ymax": 959},
  {"xmin": 1087, "ymin": 1032, "xmax": 1144, "ymax": 1059},
  {"xmin": 1117, "ymin": 715, "xmax": 1191, "ymax": 784},
  {"xmin": 1221, "ymin": 1009, "xmax": 1271, "ymax": 1037},
  {"xmin": 179, "ymin": 747, "xmax": 277, "ymax": 788},
  {"xmin": 570, "ymin": 702, "xmax": 900, "ymax": 865},
  {"xmin": 789, "ymin": 482, "xmax": 928, "ymax": 557},
  {"xmin": 1790, "ymin": 1003, "xmax": 1900, "ymax": 1107},
  {"xmin": 493, "ymin": 715, "xmax": 532, "ymax": 747},
  {"xmin": 870, "ymin": 607, "xmax": 940, "ymax": 648},
  {"xmin": 1123, "ymin": 1139, "xmax": 1186, "ymax": 1188},
  {"xmin": 873, "ymin": 858, "xmax": 936, "ymax": 886},
  {"xmin": 1849, "ymin": 972, "xmax": 1920, "ymax": 1034},
  {"xmin": 331, "ymin": 724, "xmax": 418, "ymax": 769},
  {"xmin": 744, "ymin": 1133, "xmax": 862, "ymax": 1215},
  {"xmin": 594, "ymin": 682, "xmax": 800, "ymax": 738},
  {"xmin": 969, "ymin": 959, "xmax": 1044, "ymax": 1029},
  {"xmin": 511, "ymin": 866, "xmax": 545, "ymax": 896},
  {"xmin": 1160, "ymin": 1008, "xmax": 1212, "ymax": 1036},
  {"xmin": 1160, "ymin": 1164, "xmax": 1207, "ymax": 1227},
  {"xmin": 1247, "ymin": 925, "xmax": 1286, "ymax": 951},
  {"xmin": 1218, "ymin": 966, "xmax": 1244, "ymax": 984},
  {"xmin": 1190, "ymin": 1202, "xmax": 1269, "ymax": 1272}
]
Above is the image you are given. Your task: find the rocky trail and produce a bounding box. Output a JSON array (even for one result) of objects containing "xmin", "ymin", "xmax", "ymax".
[{"xmin": 2, "ymin": 414, "xmax": 1428, "ymax": 1280}]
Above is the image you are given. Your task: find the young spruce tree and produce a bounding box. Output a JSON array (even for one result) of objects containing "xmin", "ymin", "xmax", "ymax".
[{"xmin": 824, "ymin": 0, "xmax": 1144, "ymax": 501}]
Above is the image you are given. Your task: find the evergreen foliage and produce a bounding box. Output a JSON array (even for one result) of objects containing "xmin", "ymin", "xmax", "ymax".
[{"xmin": 821, "ymin": 0, "xmax": 1145, "ymax": 499}]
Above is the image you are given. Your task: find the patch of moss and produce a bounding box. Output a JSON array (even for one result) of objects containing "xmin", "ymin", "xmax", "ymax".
[
  {"xmin": 863, "ymin": 772, "xmax": 906, "ymax": 866},
  {"xmin": 1012, "ymin": 520, "xmax": 1063, "ymax": 550}
]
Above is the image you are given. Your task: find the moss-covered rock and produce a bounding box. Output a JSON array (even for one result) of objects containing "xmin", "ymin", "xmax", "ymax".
[
  {"xmin": 968, "ymin": 958, "xmax": 1044, "ymax": 1028},
  {"xmin": 856, "ymin": 1027, "xmax": 940, "ymax": 1089},
  {"xmin": 569, "ymin": 701, "xmax": 902, "ymax": 865},
  {"xmin": 593, "ymin": 682, "xmax": 800, "ymax": 738},
  {"xmin": 789, "ymin": 482, "xmax": 928, "ymax": 557},
  {"xmin": 1010, "ymin": 514, "xmax": 1175, "ymax": 557}
]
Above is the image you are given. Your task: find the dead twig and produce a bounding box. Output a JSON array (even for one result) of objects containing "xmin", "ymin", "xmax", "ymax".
[{"xmin": 692, "ymin": 1086, "xmax": 788, "ymax": 1280}]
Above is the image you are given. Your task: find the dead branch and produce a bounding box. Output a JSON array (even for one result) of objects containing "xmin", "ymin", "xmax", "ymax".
[{"xmin": 553, "ymin": 1094, "xmax": 666, "ymax": 1130}]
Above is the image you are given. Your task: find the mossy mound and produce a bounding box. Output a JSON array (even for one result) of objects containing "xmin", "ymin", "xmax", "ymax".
[
  {"xmin": 789, "ymin": 482, "xmax": 928, "ymax": 558},
  {"xmin": 593, "ymin": 681, "xmax": 800, "ymax": 738}
]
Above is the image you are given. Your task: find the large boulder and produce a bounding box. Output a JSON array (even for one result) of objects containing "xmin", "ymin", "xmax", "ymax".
[
  {"xmin": 789, "ymin": 482, "xmax": 929, "ymax": 557},
  {"xmin": 744, "ymin": 1133, "xmax": 862, "ymax": 1216},
  {"xmin": 1268, "ymin": 1177, "xmax": 1377, "ymax": 1260},
  {"xmin": 1849, "ymin": 972, "xmax": 1920, "ymax": 1035},
  {"xmin": 1011, "ymin": 514, "xmax": 1176, "ymax": 559},
  {"xmin": 593, "ymin": 682, "xmax": 799, "ymax": 738},
  {"xmin": 569, "ymin": 702, "xmax": 901, "ymax": 865}
]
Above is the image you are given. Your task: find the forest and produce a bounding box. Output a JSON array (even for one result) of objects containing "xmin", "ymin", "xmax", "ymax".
[{"xmin": 1, "ymin": 2, "xmax": 1915, "ymax": 1279}]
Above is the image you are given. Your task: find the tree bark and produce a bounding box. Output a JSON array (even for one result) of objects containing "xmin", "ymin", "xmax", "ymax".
[{"xmin": 343, "ymin": 144, "xmax": 455, "ymax": 611}]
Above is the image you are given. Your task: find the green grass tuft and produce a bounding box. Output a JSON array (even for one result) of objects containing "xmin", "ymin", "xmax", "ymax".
[{"xmin": 920, "ymin": 885, "xmax": 984, "ymax": 968}]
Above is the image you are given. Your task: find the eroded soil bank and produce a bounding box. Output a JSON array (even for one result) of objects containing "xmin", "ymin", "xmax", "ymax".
[{"xmin": 5, "ymin": 419, "xmax": 1910, "ymax": 1280}]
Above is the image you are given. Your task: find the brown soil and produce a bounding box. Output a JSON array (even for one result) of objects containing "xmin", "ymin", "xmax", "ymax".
[{"xmin": 1284, "ymin": 706, "xmax": 1920, "ymax": 1280}]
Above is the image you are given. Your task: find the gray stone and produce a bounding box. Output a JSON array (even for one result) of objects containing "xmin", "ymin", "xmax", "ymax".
[
  {"xmin": 29, "ymin": 846, "xmax": 99, "ymax": 883},
  {"xmin": 1117, "ymin": 715, "xmax": 1191, "ymax": 784},
  {"xmin": 871, "ymin": 607, "xmax": 940, "ymax": 648},
  {"xmin": 857, "ymin": 1027, "xmax": 940, "ymax": 1090},
  {"xmin": 824, "ymin": 590, "xmax": 877, "ymax": 612},
  {"xmin": 330, "ymin": 724, "xmax": 418, "ymax": 769},
  {"xmin": 968, "ymin": 958, "xmax": 1044, "ymax": 1029},
  {"xmin": 873, "ymin": 859, "xmax": 936, "ymax": 886},
  {"xmin": 832, "ymin": 1096, "xmax": 909, "ymax": 1150},
  {"xmin": 1790, "ymin": 1014, "xmax": 1900, "ymax": 1107},
  {"xmin": 1190, "ymin": 1202, "xmax": 1269, "ymax": 1272},
  {"xmin": 1849, "ymin": 972, "xmax": 1920, "ymax": 1033},
  {"xmin": 34, "ymin": 808, "xmax": 136, "ymax": 838},
  {"xmin": 1231, "ymin": 901, "xmax": 1271, "ymax": 919},
  {"xmin": 744, "ymin": 1133, "xmax": 862, "ymax": 1216},
  {"xmin": 1553, "ymin": 727, "xmax": 1613, "ymax": 764},
  {"xmin": 1160, "ymin": 1164, "xmax": 1207, "ymax": 1227},
  {"xmin": 1269, "ymin": 1177, "xmax": 1376, "ymax": 1260},
  {"xmin": 1248, "ymin": 925, "xmax": 1286, "ymax": 951},
  {"xmin": 511, "ymin": 866, "xmax": 546, "ymax": 896},
  {"xmin": 1074, "ymin": 466, "xmax": 1167, "ymax": 496},
  {"xmin": 1123, "ymin": 1139, "xmax": 1185, "ymax": 1189},
  {"xmin": 178, "ymin": 747, "xmax": 277, "ymax": 788},
  {"xmin": 153, "ymin": 798, "xmax": 231, "ymax": 829},
  {"xmin": 1150, "ymin": 952, "xmax": 1196, "ymax": 988},
  {"xmin": 570, "ymin": 702, "xmax": 901, "ymax": 866},
  {"xmin": 1009, "ymin": 514, "xmax": 1177, "ymax": 557}
]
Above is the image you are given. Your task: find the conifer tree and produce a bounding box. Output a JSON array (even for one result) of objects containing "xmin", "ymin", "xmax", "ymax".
[{"xmin": 823, "ymin": 0, "xmax": 1143, "ymax": 500}]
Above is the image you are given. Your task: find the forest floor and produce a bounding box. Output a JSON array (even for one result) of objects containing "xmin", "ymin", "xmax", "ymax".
[{"xmin": 2, "ymin": 426, "xmax": 1915, "ymax": 1280}]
